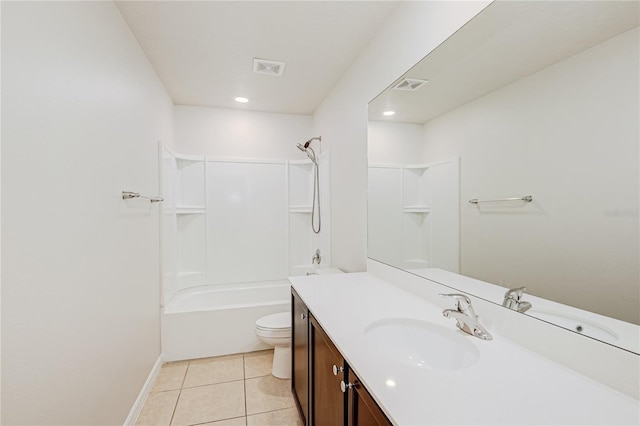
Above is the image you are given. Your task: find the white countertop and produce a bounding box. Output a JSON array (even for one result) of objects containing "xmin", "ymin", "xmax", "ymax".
[{"xmin": 290, "ymin": 272, "xmax": 640, "ymax": 425}]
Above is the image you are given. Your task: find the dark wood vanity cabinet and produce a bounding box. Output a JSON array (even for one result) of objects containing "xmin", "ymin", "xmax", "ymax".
[
  {"xmin": 310, "ymin": 314, "xmax": 347, "ymax": 425},
  {"xmin": 292, "ymin": 290, "xmax": 391, "ymax": 426},
  {"xmin": 346, "ymin": 368, "xmax": 391, "ymax": 426},
  {"xmin": 292, "ymin": 289, "xmax": 310, "ymax": 425}
]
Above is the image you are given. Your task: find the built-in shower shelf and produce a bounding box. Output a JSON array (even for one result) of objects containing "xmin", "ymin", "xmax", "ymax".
[
  {"xmin": 175, "ymin": 154, "xmax": 206, "ymax": 164},
  {"xmin": 403, "ymin": 205, "xmax": 431, "ymax": 213},
  {"xmin": 289, "ymin": 205, "xmax": 313, "ymax": 213},
  {"xmin": 176, "ymin": 205, "xmax": 206, "ymax": 214}
]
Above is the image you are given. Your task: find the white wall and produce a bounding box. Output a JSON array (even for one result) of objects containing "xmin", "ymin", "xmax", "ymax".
[
  {"xmin": 174, "ymin": 105, "xmax": 313, "ymax": 160},
  {"xmin": 421, "ymin": 27, "xmax": 639, "ymax": 324},
  {"xmin": 312, "ymin": 1, "xmax": 491, "ymax": 272},
  {"xmin": 2, "ymin": 2, "xmax": 173, "ymax": 424},
  {"xmin": 368, "ymin": 120, "xmax": 425, "ymax": 164},
  {"xmin": 1, "ymin": 1, "xmax": 4, "ymax": 416}
]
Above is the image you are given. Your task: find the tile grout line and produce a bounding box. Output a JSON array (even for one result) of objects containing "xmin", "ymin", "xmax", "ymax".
[
  {"xmin": 243, "ymin": 353, "xmax": 249, "ymax": 424},
  {"xmin": 181, "ymin": 377, "xmax": 248, "ymax": 390},
  {"xmin": 168, "ymin": 360, "xmax": 190, "ymax": 425}
]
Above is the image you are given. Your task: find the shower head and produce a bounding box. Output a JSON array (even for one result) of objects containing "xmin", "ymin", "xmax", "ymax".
[
  {"xmin": 295, "ymin": 137, "xmax": 322, "ymax": 234},
  {"xmin": 301, "ymin": 136, "xmax": 321, "ymax": 149},
  {"xmin": 296, "ymin": 136, "xmax": 321, "ymax": 164}
]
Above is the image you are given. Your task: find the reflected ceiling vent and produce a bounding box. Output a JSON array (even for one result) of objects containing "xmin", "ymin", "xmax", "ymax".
[
  {"xmin": 253, "ymin": 58, "xmax": 286, "ymax": 77},
  {"xmin": 393, "ymin": 78, "xmax": 428, "ymax": 91}
]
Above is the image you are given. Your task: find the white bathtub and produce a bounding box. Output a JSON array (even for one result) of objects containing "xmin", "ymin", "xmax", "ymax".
[{"xmin": 162, "ymin": 280, "xmax": 291, "ymax": 361}]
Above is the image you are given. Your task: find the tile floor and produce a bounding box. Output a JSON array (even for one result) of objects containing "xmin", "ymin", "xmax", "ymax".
[{"xmin": 135, "ymin": 350, "xmax": 303, "ymax": 426}]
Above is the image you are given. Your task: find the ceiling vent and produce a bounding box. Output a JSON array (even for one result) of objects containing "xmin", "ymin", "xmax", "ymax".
[
  {"xmin": 253, "ymin": 58, "xmax": 286, "ymax": 77},
  {"xmin": 393, "ymin": 78, "xmax": 428, "ymax": 91}
]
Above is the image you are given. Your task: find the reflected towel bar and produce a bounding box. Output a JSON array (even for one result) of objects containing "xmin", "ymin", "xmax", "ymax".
[
  {"xmin": 122, "ymin": 191, "xmax": 164, "ymax": 203},
  {"xmin": 469, "ymin": 195, "xmax": 532, "ymax": 204}
]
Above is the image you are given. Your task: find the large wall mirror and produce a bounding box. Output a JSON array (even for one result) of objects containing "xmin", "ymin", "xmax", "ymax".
[{"xmin": 367, "ymin": 1, "xmax": 639, "ymax": 354}]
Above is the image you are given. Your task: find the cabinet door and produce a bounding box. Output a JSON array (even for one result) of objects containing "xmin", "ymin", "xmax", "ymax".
[
  {"xmin": 292, "ymin": 290, "xmax": 309, "ymax": 425},
  {"xmin": 311, "ymin": 314, "xmax": 346, "ymax": 426},
  {"xmin": 346, "ymin": 369, "xmax": 392, "ymax": 426}
]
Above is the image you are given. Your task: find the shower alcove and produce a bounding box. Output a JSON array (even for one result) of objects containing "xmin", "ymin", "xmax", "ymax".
[{"xmin": 160, "ymin": 148, "xmax": 330, "ymax": 360}]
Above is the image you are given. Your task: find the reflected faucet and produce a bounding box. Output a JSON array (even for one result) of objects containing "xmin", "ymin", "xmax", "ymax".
[
  {"xmin": 441, "ymin": 294, "xmax": 493, "ymax": 340},
  {"xmin": 312, "ymin": 249, "xmax": 321, "ymax": 265},
  {"xmin": 503, "ymin": 287, "xmax": 532, "ymax": 313}
]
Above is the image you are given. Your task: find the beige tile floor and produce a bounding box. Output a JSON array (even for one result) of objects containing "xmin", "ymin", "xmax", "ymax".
[{"xmin": 135, "ymin": 350, "xmax": 303, "ymax": 426}]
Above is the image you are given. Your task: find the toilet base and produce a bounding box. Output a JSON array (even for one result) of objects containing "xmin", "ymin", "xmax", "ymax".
[{"xmin": 272, "ymin": 344, "xmax": 291, "ymax": 379}]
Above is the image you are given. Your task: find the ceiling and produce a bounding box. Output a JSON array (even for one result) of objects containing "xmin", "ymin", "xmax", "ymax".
[
  {"xmin": 368, "ymin": 0, "xmax": 640, "ymax": 124},
  {"xmin": 115, "ymin": 1, "xmax": 399, "ymax": 115}
]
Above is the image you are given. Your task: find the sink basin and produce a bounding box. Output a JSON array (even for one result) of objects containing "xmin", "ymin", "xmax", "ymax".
[
  {"xmin": 364, "ymin": 318, "xmax": 480, "ymax": 371},
  {"xmin": 527, "ymin": 309, "xmax": 619, "ymax": 343}
]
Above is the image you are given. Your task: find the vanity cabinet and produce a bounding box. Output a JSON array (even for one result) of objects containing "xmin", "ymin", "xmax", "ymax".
[
  {"xmin": 346, "ymin": 368, "xmax": 391, "ymax": 426},
  {"xmin": 292, "ymin": 290, "xmax": 391, "ymax": 426},
  {"xmin": 310, "ymin": 314, "xmax": 347, "ymax": 425},
  {"xmin": 292, "ymin": 289, "xmax": 310, "ymax": 425}
]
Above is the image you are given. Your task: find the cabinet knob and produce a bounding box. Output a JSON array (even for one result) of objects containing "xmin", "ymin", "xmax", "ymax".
[
  {"xmin": 300, "ymin": 313, "xmax": 307, "ymax": 320},
  {"xmin": 332, "ymin": 365, "xmax": 344, "ymax": 375},
  {"xmin": 340, "ymin": 381, "xmax": 356, "ymax": 393}
]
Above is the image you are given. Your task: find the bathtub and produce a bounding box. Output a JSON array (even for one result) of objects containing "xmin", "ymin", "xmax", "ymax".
[{"xmin": 162, "ymin": 280, "xmax": 291, "ymax": 361}]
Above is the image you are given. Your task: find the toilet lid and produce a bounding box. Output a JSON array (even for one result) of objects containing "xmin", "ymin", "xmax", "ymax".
[{"xmin": 256, "ymin": 312, "xmax": 290, "ymax": 330}]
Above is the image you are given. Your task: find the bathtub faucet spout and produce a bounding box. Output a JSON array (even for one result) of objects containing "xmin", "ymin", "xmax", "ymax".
[{"xmin": 312, "ymin": 249, "xmax": 321, "ymax": 265}]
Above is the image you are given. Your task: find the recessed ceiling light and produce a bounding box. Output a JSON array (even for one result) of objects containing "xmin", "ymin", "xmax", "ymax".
[
  {"xmin": 383, "ymin": 110, "xmax": 395, "ymax": 116},
  {"xmin": 235, "ymin": 97, "xmax": 249, "ymax": 103}
]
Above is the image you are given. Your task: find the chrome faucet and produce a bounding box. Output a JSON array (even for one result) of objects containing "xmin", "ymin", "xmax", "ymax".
[
  {"xmin": 503, "ymin": 287, "xmax": 532, "ymax": 313},
  {"xmin": 441, "ymin": 293, "xmax": 493, "ymax": 340},
  {"xmin": 311, "ymin": 249, "xmax": 321, "ymax": 265}
]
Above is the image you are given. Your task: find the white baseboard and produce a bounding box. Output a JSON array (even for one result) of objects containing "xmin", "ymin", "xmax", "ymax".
[{"xmin": 123, "ymin": 355, "xmax": 163, "ymax": 426}]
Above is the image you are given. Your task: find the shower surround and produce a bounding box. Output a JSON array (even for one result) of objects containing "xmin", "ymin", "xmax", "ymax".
[{"xmin": 161, "ymin": 148, "xmax": 330, "ymax": 360}]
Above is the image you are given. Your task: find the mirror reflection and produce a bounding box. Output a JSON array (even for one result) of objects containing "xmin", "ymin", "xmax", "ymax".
[{"xmin": 367, "ymin": 1, "xmax": 639, "ymax": 353}]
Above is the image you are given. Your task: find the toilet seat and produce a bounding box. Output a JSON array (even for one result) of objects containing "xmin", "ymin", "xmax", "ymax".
[{"xmin": 255, "ymin": 312, "xmax": 291, "ymax": 338}]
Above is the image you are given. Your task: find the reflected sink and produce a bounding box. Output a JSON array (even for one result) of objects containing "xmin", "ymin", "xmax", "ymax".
[
  {"xmin": 527, "ymin": 309, "xmax": 619, "ymax": 343},
  {"xmin": 364, "ymin": 318, "xmax": 480, "ymax": 371}
]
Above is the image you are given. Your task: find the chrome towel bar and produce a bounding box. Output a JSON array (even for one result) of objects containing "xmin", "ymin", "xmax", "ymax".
[
  {"xmin": 469, "ymin": 195, "xmax": 532, "ymax": 204},
  {"xmin": 122, "ymin": 191, "xmax": 164, "ymax": 203}
]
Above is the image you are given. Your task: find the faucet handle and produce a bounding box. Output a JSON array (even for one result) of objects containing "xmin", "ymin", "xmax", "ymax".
[
  {"xmin": 504, "ymin": 287, "xmax": 526, "ymax": 300},
  {"xmin": 440, "ymin": 293, "xmax": 471, "ymax": 304},
  {"xmin": 440, "ymin": 294, "xmax": 491, "ymax": 340},
  {"xmin": 440, "ymin": 293, "xmax": 473, "ymax": 313},
  {"xmin": 503, "ymin": 287, "xmax": 533, "ymax": 312}
]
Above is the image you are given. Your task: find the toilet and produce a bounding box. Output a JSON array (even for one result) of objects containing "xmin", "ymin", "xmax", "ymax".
[{"xmin": 255, "ymin": 312, "xmax": 292, "ymax": 379}]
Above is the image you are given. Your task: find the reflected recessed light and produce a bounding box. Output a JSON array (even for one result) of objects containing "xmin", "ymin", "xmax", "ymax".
[
  {"xmin": 383, "ymin": 110, "xmax": 395, "ymax": 116},
  {"xmin": 235, "ymin": 97, "xmax": 249, "ymax": 103},
  {"xmin": 385, "ymin": 378, "xmax": 397, "ymax": 388}
]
